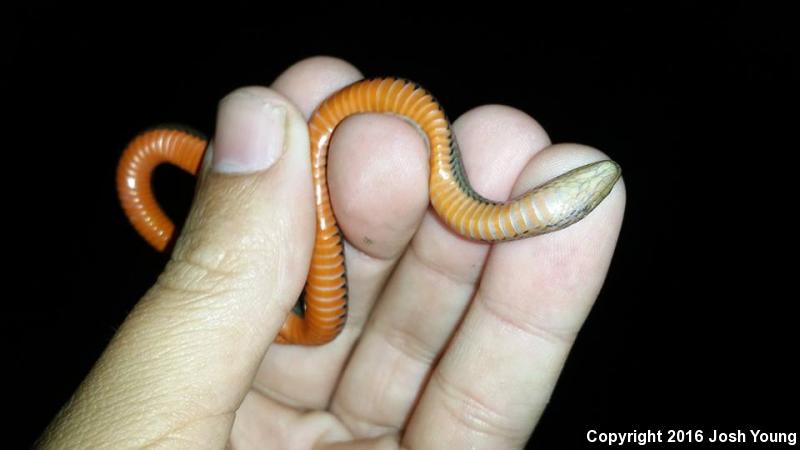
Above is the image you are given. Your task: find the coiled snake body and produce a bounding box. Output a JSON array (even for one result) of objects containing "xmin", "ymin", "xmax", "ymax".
[{"xmin": 117, "ymin": 77, "xmax": 621, "ymax": 345}]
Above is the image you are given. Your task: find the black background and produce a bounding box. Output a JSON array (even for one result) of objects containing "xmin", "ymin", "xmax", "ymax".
[{"xmin": 8, "ymin": 4, "xmax": 796, "ymax": 449}]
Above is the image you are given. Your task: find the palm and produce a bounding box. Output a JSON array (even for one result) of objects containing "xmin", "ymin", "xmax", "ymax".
[{"xmin": 228, "ymin": 58, "xmax": 624, "ymax": 448}]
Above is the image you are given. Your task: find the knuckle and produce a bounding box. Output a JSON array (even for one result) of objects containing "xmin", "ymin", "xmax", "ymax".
[
  {"xmin": 378, "ymin": 320, "xmax": 437, "ymax": 366},
  {"xmin": 156, "ymin": 228, "xmax": 275, "ymax": 301},
  {"xmin": 432, "ymin": 371, "xmax": 523, "ymax": 441},
  {"xmin": 476, "ymin": 289, "xmax": 575, "ymax": 348}
]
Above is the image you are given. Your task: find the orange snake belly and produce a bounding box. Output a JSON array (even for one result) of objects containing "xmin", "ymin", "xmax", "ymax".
[{"xmin": 117, "ymin": 77, "xmax": 621, "ymax": 345}]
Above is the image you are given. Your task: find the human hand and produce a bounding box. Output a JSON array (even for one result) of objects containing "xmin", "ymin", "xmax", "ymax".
[{"xmin": 40, "ymin": 56, "xmax": 625, "ymax": 449}]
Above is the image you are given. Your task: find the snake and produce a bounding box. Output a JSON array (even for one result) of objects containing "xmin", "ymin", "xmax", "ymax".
[{"xmin": 117, "ymin": 77, "xmax": 621, "ymax": 345}]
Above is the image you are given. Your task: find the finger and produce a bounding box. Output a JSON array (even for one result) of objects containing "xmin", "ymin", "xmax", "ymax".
[
  {"xmin": 271, "ymin": 55, "xmax": 364, "ymax": 118},
  {"xmin": 403, "ymin": 145, "xmax": 626, "ymax": 449},
  {"xmin": 40, "ymin": 88, "xmax": 314, "ymax": 448},
  {"xmin": 331, "ymin": 106, "xmax": 552, "ymax": 437},
  {"xmin": 252, "ymin": 57, "xmax": 429, "ymax": 410}
]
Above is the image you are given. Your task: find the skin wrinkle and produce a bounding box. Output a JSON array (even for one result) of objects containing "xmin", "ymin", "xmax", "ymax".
[
  {"xmin": 166, "ymin": 245, "xmax": 280, "ymax": 298},
  {"xmin": 332, "ymin": 392, "xmax": 395, "ymax": 436},
  {"xmin": 429, "ymin": 369, "xmax": 524, "ymax": 442},
  {"xmin": 258, "ymin": 328, "xmax": 369, "ymax": 408},
  {"xmin": 374, "ymin": 312, "xmax": 440, "ymax": 366},
  {"xmin": 473, "ymin": 288, "xmax": 576, "ymax": 349},
  {"xmin": 160, "ymin": 233, "xmax": 295, "ymax": 309},
  {"xmin": 251, "ymin": 378, "xmax": 310, "ymax": 411},
  {"xmin": 141, "ymin": 280, "xmax": 269, "ymax": 341},
  {"xmin": 157, "ymin": 258, "xmax": 241, "ymax": 292},
  {"xmin": 109, "ymin": 316, "xmax": 249, "ymax": 407},
  {"xmin": 136, "ymin": 411, "xmax": 236, "ymax": 450},
  {"xmin": 332, "ymin": 330, "xmax": 435, "ymax": 435}
]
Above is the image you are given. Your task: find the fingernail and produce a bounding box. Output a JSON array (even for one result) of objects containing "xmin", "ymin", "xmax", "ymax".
[{"xmin": 213, "ymin": 92, "xmax": 287, "ymax": 173}]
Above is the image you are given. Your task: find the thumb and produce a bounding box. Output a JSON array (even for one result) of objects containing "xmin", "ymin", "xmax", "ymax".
[
  {"xmin": 166, "ymin": 86, "xmax": 314, "ymax": 348},
  {"xmin": 41, "ymin": 88, "xmax": 314, "ymax": 448}
]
